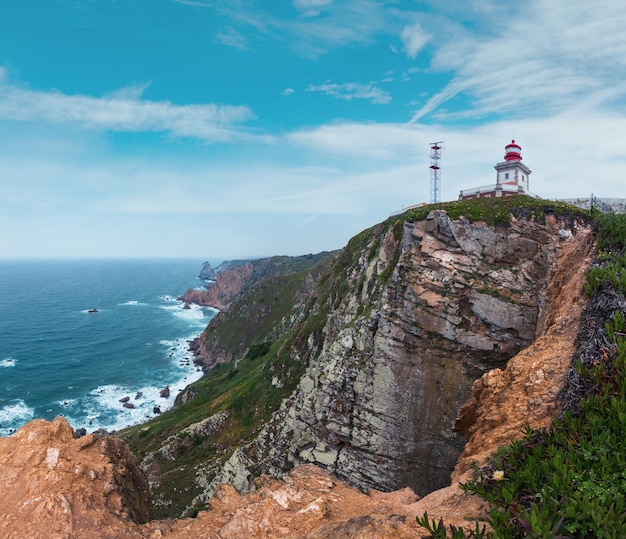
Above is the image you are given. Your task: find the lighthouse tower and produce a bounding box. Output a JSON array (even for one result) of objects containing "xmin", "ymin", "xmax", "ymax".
[
  {"xmin": 494, "ymin": 140, "xmax": 532, "ymax": 194},
  {"xmin": 458, "ymin": 139, "xmax": 537, "ymax": 200}
]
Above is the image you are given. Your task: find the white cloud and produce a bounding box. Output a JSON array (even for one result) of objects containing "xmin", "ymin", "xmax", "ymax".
[
  {"xmin": 103, "ymin": 81, "xmax": 153, "ymax": 101},
  {"xmin": 288, "ymin": 122, "xmax": 418, "ymax": 160},
  {"xmin": 186, "ymin": 0, "xmax": 388, "ymax": 58},
  {"xmin": 216, "ymin": 27, "xmax": 248, "ymax": 51},
  {"xmin": 293, "ymin": 0, "xmax": 334, "ymax": 17},
  {"xmin": 0, "ymin": 73, "xmax": 255, "ymax": 142},
  {"xmin": 306, "ymin": 81, "xmax": 391, "ymax": 105},
  {"xmin": 400, "ymin": 22, "xmax": 430, "ymax": 59},
  {"xmin": 409, "ymin": 0, "xmax": 626, "ymax": 122},
  {"xmin": 282, "ymin": 88, "xmax": 295, "ymax": 96}
]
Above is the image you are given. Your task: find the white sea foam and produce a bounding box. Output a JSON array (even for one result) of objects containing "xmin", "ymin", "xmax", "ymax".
[
  {"xmin": 1, "ymin": 358, "xmax": 16, "ymax": 368},
  {"xmin": 159, "ymin": 302, "xmax": 205, "ymax": 323},
  {"xmin": 0, "ymin": 401, "xmax": 35, "ymax": 436},
  {"xmin": 58, "ymin": 398, "xmax": 76, "ymax": 407},
  {"xmin": 59, "ymin": 334, "xmax": 203, "ymax": 434},
  {"xmin": 119, "ymin": 300, "xmax": 147, "ymax": 306}
]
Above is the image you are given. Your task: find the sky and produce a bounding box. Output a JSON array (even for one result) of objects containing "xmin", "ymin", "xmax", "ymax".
[{"xmin": 0, "ymin": 0, "xmax": 625, "ymax": 259}]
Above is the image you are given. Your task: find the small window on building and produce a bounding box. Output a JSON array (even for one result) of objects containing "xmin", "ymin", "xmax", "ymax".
[{"xmin": 505, "ymin": 173, "xmax": 509, "ymax": 179}]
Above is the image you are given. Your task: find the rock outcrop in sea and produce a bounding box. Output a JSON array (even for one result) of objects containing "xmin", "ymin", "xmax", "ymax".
[{"xmin": 198, "ymin": 261, "xmax": 216, "ymax": 281}]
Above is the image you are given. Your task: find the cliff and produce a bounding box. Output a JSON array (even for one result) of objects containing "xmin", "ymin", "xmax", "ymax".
[
  {"xmin": 120, "ymin": 196, "xmax": 595, "ymax": 520},
  {"xmin": 204, "ymin": 204, "xmax": 595, "ymax": 502},
  {"xmin": 1, "ymin": 196, "xmax": 610, "ymax": 538},
  {"xmin": 0, "ymin": 417, "xmax": 436, "ymax": 537},
  {"xmin": 0, "ymin": 417, "xmax": 151, "ymax": 538},
  {"xmin": 178, "ymin": 252, "xmax": 335, "ymax": 311},
  {"xmin": 197, "ymin": 261, "xmax": 216, "ymax": 281}
]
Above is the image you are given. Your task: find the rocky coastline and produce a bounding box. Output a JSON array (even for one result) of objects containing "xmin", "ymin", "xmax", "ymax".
[{"xmin": 3, "ymin": 198, "xmax": 620, "ymax": 537}]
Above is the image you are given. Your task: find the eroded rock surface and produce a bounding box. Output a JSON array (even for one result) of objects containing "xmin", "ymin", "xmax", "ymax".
[
  {"xmin": 0, "ymin": 417, "xmax": 150, "ymax": 539},
  {"xmin": 202, "ymin": 211, "xmax": 595, "ymax": 504},
  {"xmin": 0, "ymin": 211, "xmax": 600, "ymax": 538},
  {"xmin": 0, "ymin": 423, "xmax": 426, "ymax": 538}
]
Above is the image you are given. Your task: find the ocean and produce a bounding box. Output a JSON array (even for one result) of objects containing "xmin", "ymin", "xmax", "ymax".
[{"xmin": 0, "ymin": 259, "xmax": 217, "ymax": 436}]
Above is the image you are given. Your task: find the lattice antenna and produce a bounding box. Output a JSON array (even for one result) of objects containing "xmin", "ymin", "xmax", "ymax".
[{"xmin": 429, "ymin": 141, "xmax": 443, "ymax": 203}]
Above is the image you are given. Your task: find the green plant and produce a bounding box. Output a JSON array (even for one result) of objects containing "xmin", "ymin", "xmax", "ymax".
[
  {"xmin": 584, "ymin": 214, "xmax": 626, "ymax": 296},
  {"xmin": 416, "ymin": 512, "xmax": 488, "ymax": 538},
  {"xmin": 459, "ymin": 310, "xmax": 626, "ymax": 538},
  {"xmin": 246, "ymin": 341, "xmax": 272, "ymax": 360}
]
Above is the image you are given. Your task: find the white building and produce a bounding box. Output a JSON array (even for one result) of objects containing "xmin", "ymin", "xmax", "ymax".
[{"xmin": 459, "ymin": 140, "xmax": 538, "ymax": 200}]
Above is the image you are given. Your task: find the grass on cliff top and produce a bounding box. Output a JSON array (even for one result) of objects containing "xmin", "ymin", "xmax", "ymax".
[
  {"xmin": 397, "ymin": 195, "xmax": 590, "ymax": 226},
  {"xmin": 418, "ymin": 212, "xmax": 626, "ymax": 539}
]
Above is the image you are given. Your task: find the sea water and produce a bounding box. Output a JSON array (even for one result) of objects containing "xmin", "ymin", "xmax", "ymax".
[{"xmin": 0, "ymin": 259, "xmax": 217, "ymax": 436}]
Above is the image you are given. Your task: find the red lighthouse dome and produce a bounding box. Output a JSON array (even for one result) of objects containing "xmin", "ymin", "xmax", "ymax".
[{"xmin": 504, "ymin": 139, "xmax": 522, "ymax": 161}]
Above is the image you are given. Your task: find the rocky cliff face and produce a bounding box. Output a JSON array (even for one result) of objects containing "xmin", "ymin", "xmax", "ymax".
[
  {"xmin": 179, "ymin": 253, "xmax": 335, "ymax": 312},
  {"xmin": 202, "ymin": 208, "xmax": 594, "ymax": 503},
  {"xmin": 198, "ymin": 261, "xmax": 216, "ymax": 281},
  {"xmin": 179, "ymin": 261, "xmax": 254, "ymax": 310},
  {"xmin": 185, "ymin": 253, "xmax": 335, "ymax": 371}
]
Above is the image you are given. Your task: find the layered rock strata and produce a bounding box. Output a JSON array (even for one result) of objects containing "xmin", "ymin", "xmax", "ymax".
[
  {"xmin": 0, "ymin": 209, "xmax": 601, "ymax": 537},
  {"xmin": 203, "ymin": 210, "xmax": 594, "ymax": 503}
]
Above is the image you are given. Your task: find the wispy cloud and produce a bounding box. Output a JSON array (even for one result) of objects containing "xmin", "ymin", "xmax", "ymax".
[
  {"xmin": 176, "ymin": 0, "xmax": 388, "ymax": 58},
  {"xmin": 0, "ymin": 72, "xmax": 255, "ymax": 142},
  {"xmin": 215, "ymin": 26, "xmax": 248, "ymax": 51},
  {"xmin": 288, "ymin": 122, "xmax": 418, "ymax": 160},
  {"xmin": 293, "ymin": 0, "xmax": 334, "ymax": 17},
  {"xmin": 409, "ymin": 0, "xmax": 626, "ymax": 122},
  {"xmin": 306, "ymin": 81, "xmax": 391, "ymax": 105},
  {"xmin": 400, "ymin": 22, "xmax": 430, "ymax": 59}
]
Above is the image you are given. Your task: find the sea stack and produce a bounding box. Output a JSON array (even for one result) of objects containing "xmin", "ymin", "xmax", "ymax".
[{"xmin": 198, "ymin": 261, "xmax": 216, "ymax": 281}]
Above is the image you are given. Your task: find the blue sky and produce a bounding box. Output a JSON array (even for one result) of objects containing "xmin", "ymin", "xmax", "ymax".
[{"xmin": 1, "ymin": 0, "xmax": 625, "ymax": 259}]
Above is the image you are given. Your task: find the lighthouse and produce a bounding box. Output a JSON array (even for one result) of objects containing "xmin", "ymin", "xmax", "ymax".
[
  {"xmin": 494, "ymin": 140, "xmax": 531, "ymax": 193},
  {"xmin": 459, "ymin": 139, "xmax": 537, "ymax": 200}
]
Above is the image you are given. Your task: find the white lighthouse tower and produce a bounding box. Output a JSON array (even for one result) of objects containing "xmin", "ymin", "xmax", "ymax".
[
  {"xmin": 494, "ymin": 140, "xmax": 532, "ymax": 194},
  {"xmin": 459, "ymin": 139, "xmax": 537, "ymax": 200}
]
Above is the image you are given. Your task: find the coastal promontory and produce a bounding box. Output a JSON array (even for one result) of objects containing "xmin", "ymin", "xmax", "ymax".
[{"xmin": 4, "ymin": 196, "xmax": 626, "ymax": 537}]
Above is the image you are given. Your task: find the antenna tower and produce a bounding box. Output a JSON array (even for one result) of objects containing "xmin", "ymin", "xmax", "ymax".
[{"xmin": 429, "ymin": 141, "xmax": 443, "ymax": 204}]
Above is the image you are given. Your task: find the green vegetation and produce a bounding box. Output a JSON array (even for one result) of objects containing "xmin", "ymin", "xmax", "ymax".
[
  {"xmin": 120, "ymin": 333, "xmax": 305, "ymax": 517},
  {"xmin": 584, "ymin": 213, "xmax": 626, "ymax": 296},
  {"xmin": 120, "ymin": 255, "xmax": 335, "ymax": 518},
  {"xmin": 398, "ymin": 195, "xmax": 589, "ymax": 227},
  {"xmin": 455, "ymin": 311, "xmax": 626, "ymax": 538},
  {"xmin": 417, "ymin": 212, "xmax": 626, "ymax": 538}
]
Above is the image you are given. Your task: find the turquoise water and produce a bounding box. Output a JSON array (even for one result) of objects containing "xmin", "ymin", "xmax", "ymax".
[{"xmin": 0, "ymin": 259, "xmax": 217, "ymax": 436}]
